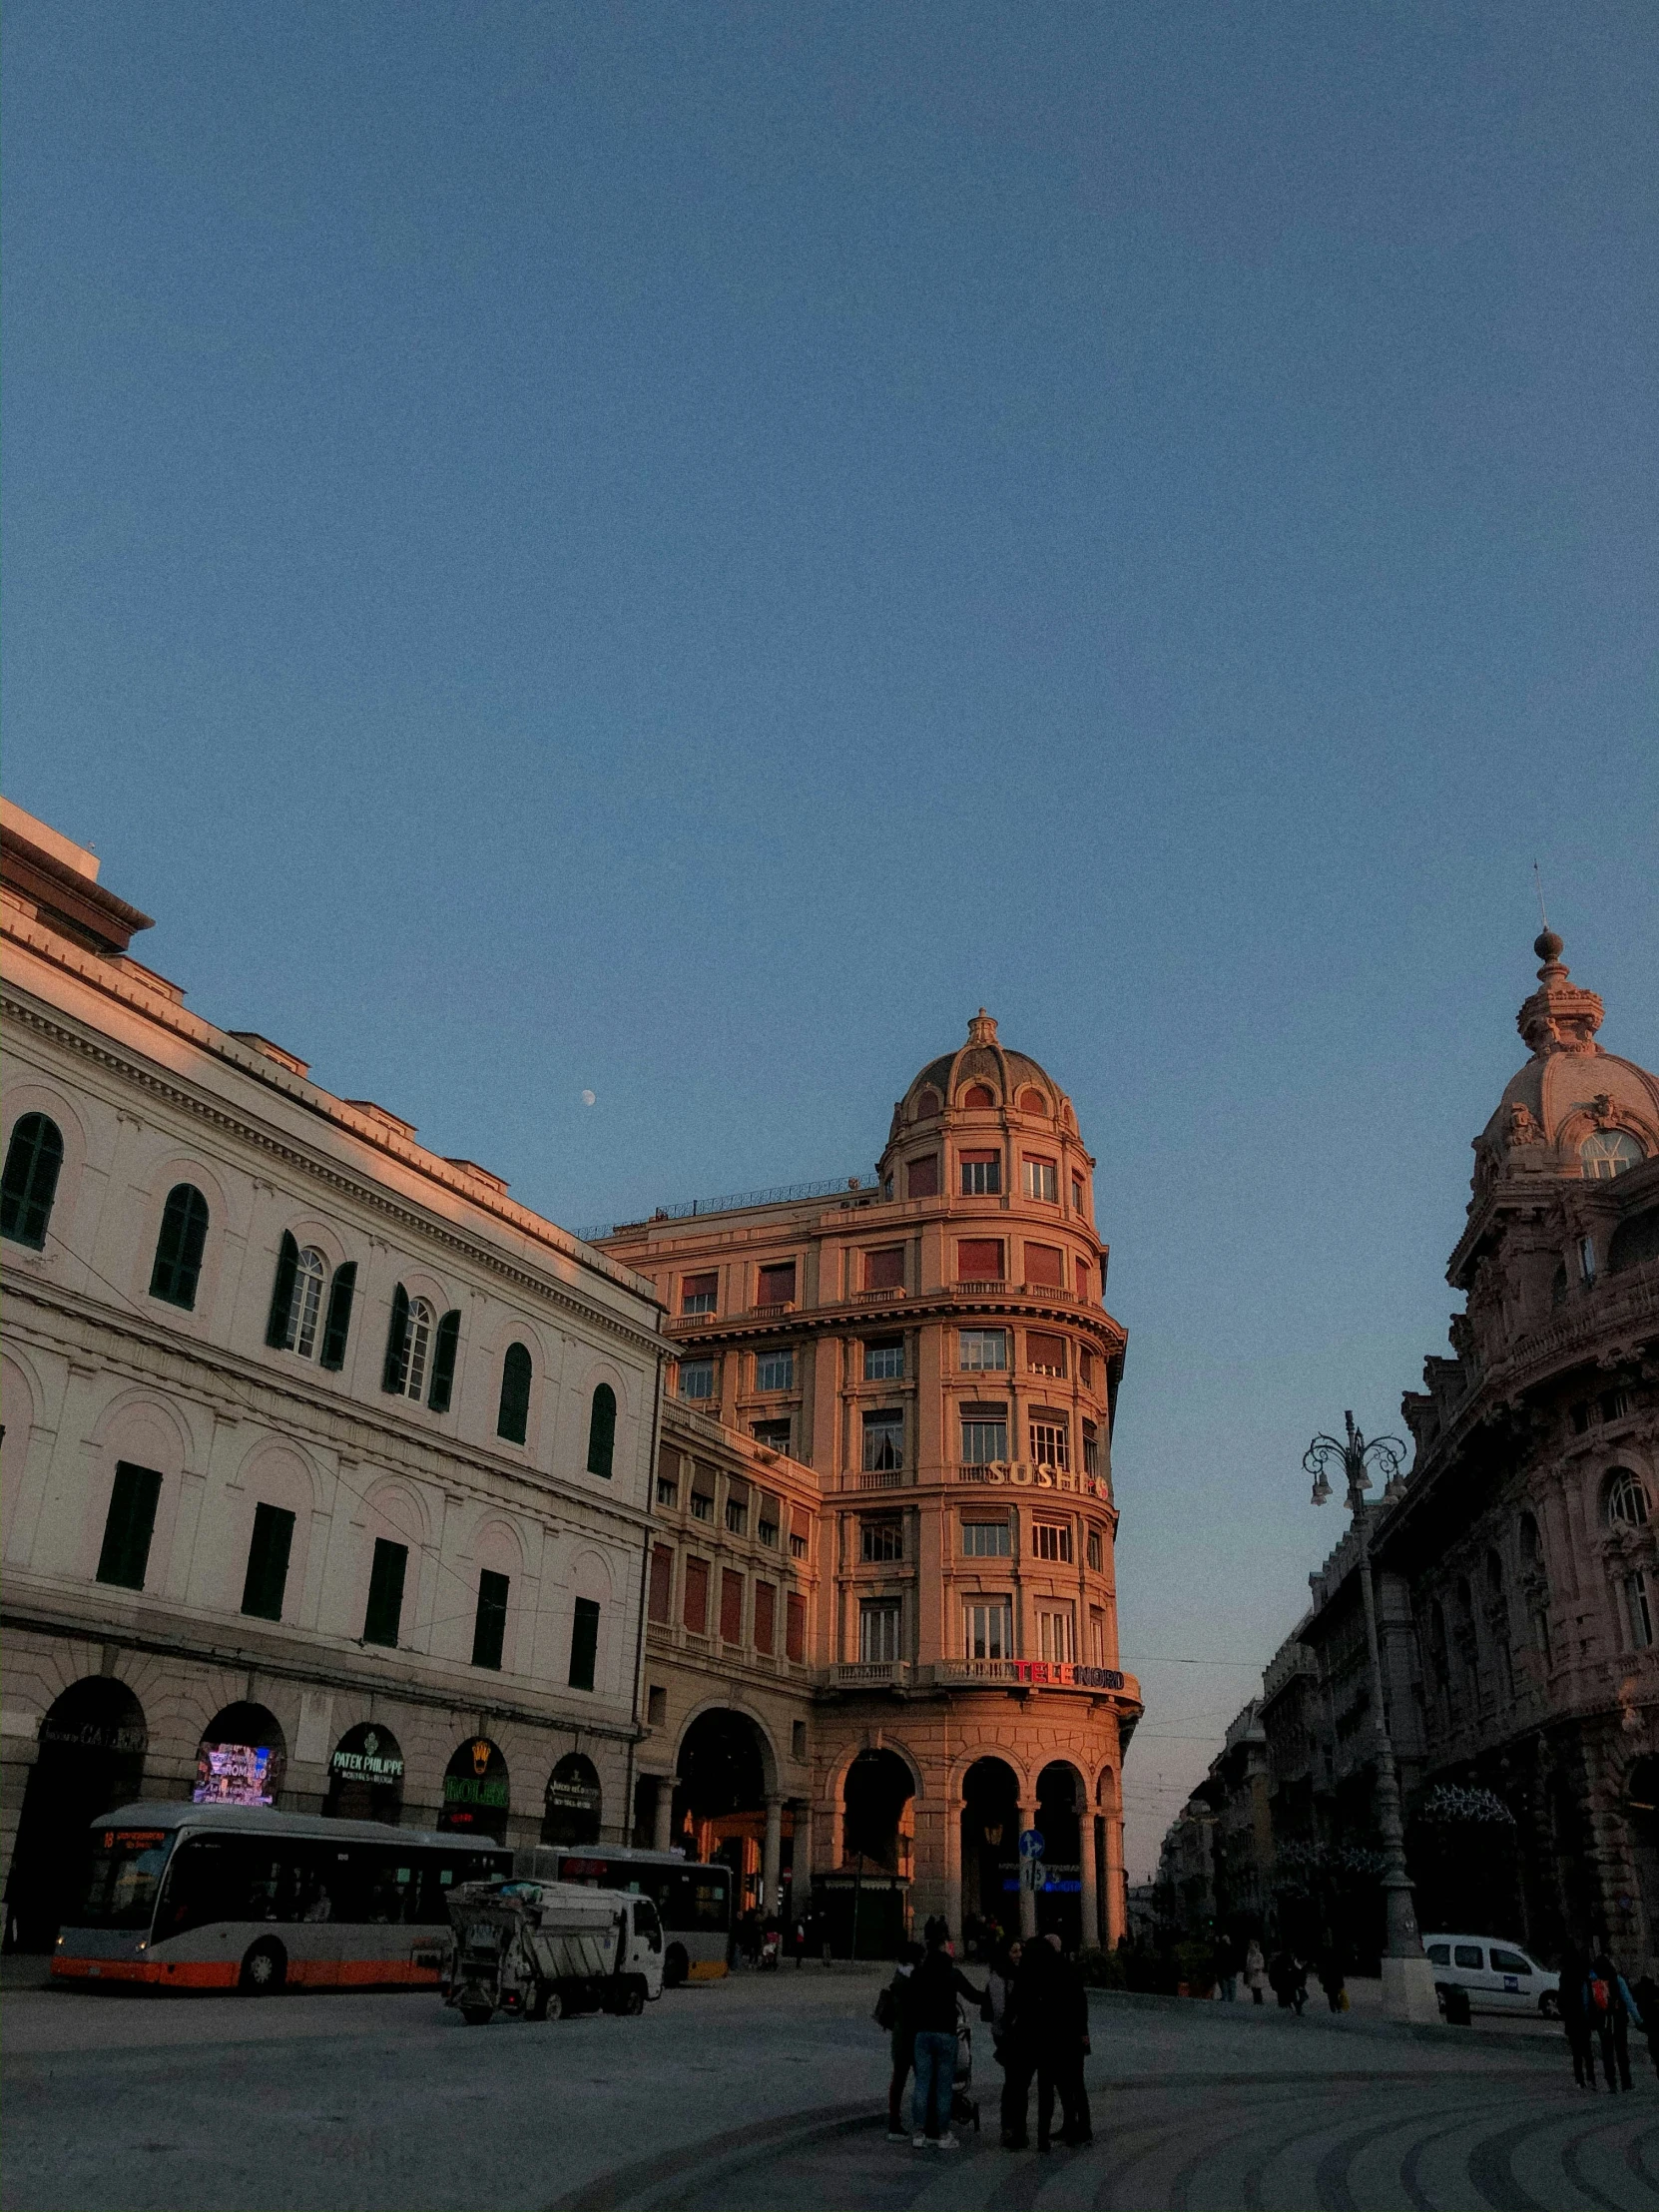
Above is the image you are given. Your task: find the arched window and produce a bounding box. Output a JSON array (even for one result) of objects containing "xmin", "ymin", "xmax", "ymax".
[
  {"xmin": 964, "ymin": 1084, "xmax": 996, "ymax": 1109},
  {"xmin": 1485, "ymin": 1547, "xmax": 1504, "ymax": 1592},
  {"xmin": 1607, "ymin": 1469, "xmax": 1650, "ymax": 1528},
  {"xmin": 382, "ymin": 1287, "xmax": 436, "ymax": 1400},
  {"xmin": 1609, "ymin": 1209, "xmax": 1659, "ymax": 1277},
  {"xmin": 149, "ymin": 1184, "xmax": 210, "ymax": 1309},
  {"xmin": 586, "ymin": 1383, "xmax": 617, "ymax": 1477},
  {"xmin": 1581, "ymin": 1131, "xmax": 1645, "ymax": 1180},
  {"xmin": 266, "ymin": 1234, "xmax": 327, "ymax": 1358},
  {"xmin": 1019, "ymin": 1088, "xmax": 1047, "ymax": 1114},
  {"xmin": 913, "ymin": 1087, "xmax": 941, "ymax": 1119},
  {"xmin": 1518, "ymin": 1511, "xmax": 1540, "ymax": 1563},
  {"xmin": 497, "ymin": 1343, "xmax": 533, "ymax": 1444},
  {"xmin": 1, "ymin": 1114, "xmax": 64, "ymax": 1249}
]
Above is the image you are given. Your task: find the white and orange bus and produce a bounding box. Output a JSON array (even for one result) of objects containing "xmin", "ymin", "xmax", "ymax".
[
  {"xmin": 523, "ymin": 1846, "xmax": 732, "ymax": 1984},
  {"xmin": 53, "ymin": 1802, "xmax": 511, "ymax": 1992}
]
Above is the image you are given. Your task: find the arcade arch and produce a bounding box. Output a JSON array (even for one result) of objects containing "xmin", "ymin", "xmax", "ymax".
[{"xmin": 7, "ymin": 1678, "xmax": 148, "ymax": 1951}]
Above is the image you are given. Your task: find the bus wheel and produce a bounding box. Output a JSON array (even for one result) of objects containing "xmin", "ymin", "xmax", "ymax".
[
  {"xmin": 240, "ymin": 1940, "xmax": 286, "ymax": 1994},
  {"xmin": 664, "ymin": 1944, "xmax": 689, "ymax": 1988}
]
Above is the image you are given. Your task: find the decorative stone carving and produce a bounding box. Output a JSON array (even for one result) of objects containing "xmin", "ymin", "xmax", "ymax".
[{"xmin": 1505, "ymin": 1102, "xmax": 1543, "ymax": 1147}]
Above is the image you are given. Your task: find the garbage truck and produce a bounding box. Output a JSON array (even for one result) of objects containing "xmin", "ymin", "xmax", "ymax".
[{"xmin": 442, "ymin": 1878, "xmax": 664, "ymax": 2025}]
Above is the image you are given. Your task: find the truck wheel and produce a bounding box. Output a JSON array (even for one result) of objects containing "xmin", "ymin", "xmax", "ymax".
[
  {"xmin": 664, "ymin": 1944, "xmax": 689, "ymax": 1988},
  {"xmin": 461, "ymin": 2005, "xmax": 494, "ymax": 2026},
  {"xmin": 240, "ymin": 1940, "xmax": 286, "ymax": 1994},
  {"xmin": 530, "ymin": 1985, "xmax": 563, "ymax": 2021},
  {"xmin": 620, "ymin": 1979, "xmax": 645, "ymax": 2016}
]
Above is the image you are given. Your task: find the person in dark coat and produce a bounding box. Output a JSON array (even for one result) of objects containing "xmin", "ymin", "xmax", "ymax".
[
  {"xmin": 905, "ymin": 1928, "xmax": 985, "ymax": 2148},
  {"xmin": 999, "ymin": 1936, "xmax": 1052, "ymax": 2148},
  {"xmin": 1559, "ymin": 1946, "xmax": 1595, "ymax": 2088},
  {"xmin": 1034, "ymin": 1935, "xmax": 1093, "ymax": 2149},
  {"xmin": 1587, "ymin": 1951, "xmax": 1644, "ymax": 2093},
  {"xmin": 883, "ymin": 1942, "xmax": 923, "ymax": 2139},
  {"xmin": 1630, "ymin": 1972, "xmax": 1659, "ymax": 2082}
]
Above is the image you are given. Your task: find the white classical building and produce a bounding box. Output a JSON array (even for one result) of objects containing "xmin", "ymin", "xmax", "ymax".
[{"xmin": 0, "ymin": 801, "xmax": 667, "ymax": 1949}]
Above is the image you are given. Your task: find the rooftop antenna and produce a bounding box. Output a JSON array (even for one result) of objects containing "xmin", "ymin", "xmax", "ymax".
[{"xmin": 1533, "ymin": 860, "xmax": 1549, "ymax": 933}]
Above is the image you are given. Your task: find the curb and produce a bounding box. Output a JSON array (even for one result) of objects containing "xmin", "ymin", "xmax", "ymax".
[{"xmin": 1085, "ymin": 1984, "xmax": 1555, "ymax": 2054}]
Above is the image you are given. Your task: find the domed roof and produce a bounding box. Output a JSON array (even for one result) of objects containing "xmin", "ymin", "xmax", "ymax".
[
  {"xmin": 1478, "ymin": 932, "xmax": 1659, "ymax": 1167},
  {"xmin": 896, "ymin": 1011, "xmax": 1071, "ymax": 1124}
]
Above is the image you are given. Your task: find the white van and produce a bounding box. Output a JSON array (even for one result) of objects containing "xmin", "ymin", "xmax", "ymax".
[{"xmin": 1422, "ymin": 1933, "xmax": 1559, "ymax": 2018}]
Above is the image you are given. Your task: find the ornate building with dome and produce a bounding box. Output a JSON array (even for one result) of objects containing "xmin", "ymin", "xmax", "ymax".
[
  {"xmin": 599, "ymin": 1012, "xmax": 1142, "ymax": 1950},
  {"xmin": 1382, "ymin": 930, "xmax": 1659, "ymax": 1956}
]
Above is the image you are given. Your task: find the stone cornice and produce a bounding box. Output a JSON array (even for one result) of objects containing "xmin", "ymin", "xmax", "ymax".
[
  {"xmin": 3, "ymin": 983, "xmax": 667, "ymax": 1361},
  {"xmin": 5, "ymin": 1280, "xmax": 655, "ymax": 1543},
  {"xmin": 662, "ymin": 1287, "xmax": 1128, "ymax": 1359}
]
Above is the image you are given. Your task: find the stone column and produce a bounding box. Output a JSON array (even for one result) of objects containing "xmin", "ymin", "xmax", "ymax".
[
  {"xmin": 652, "ymin": 1775, "xmax": 676, "ymax": 1854},
  {"xmin": 942, "ymin": 1795, "xmax": 963, "ymax": 1943},
  {"xmin": 1103, "ymin": 1801, "xmax": 1127, "ymax": 1946},
  {"xmin": 762, "ymin": 1794, "xmax": 784, "ymax": 1918},
  {"xmin": 1080, "ymin": 1807, "xmax": 1099, "ymax": 1949},
  {"xmin": 1018, "ymin": 1799, "xmax": 1039, "ymax": 1938}
]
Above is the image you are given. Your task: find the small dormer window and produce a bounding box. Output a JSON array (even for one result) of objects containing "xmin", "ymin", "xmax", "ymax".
[
  {"xmin": 1608, "ymin": 1469, "xmax": 1649, "ymax": 1527},
  {"xmin": 964, "ymin": 1084, "xmax": 996, "ymax": 1109},
  {"xmin": 914, "ymin": 1088, "xmax": 941, "ymax": 1119},
  {"xmin": 1581, "ymin": 1131, "xmax": 1644, "ymax": 1179}
]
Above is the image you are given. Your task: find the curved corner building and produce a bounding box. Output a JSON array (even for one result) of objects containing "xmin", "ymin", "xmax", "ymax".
[{"xmin": 600, "ymin": 1011, "xmax": 1142, "ymax": 1947}]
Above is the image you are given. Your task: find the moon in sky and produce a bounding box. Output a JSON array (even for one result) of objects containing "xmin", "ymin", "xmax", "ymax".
[{"xmin": 581, "ymin": 1090, "xmax": 596, "ymax": 1106}]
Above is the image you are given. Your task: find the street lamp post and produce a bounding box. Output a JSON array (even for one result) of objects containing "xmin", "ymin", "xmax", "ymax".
[{"xmin": 1305, "ymin": 1411, "xmax": 1440, "ymax": 2024}]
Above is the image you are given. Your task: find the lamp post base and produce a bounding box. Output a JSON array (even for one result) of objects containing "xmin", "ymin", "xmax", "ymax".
[{"xmin": 1380, "ymin": 1952, "xmax": 1440, "ymax": 2024}]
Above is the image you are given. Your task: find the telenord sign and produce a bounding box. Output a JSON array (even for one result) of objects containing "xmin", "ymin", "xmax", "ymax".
[{"xmin": 1018, "ymin": 1828, "xmax": 1045, "ymax": 1860}]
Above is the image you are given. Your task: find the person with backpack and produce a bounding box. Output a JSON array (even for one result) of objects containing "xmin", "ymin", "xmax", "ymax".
[
  {"xmin": 1558, "ymin": 1946, "xmax": 1595, "ymax": 2089},
  {"xmin": 905, "ymin": 1926, "xmax": 985, "ymax": 2150},
  {"xmin": 878, "ymin": 1941, "xmax": 923, "ymax": 2140},
  {"xmin": 1585, "ymin": 1951, "xmax": 1644, "ymax": 2092}
]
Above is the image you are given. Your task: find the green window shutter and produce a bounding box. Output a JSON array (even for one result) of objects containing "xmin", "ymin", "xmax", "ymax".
[
  {"xmin": 265, "ymin": 1232, "xmax": 300, "ymax": 1348},
  {"xmin": 427, "ymin": 1310, "xmax": 460, "ymax": 1412},
  {"xmin": 241, "ymin": 1502, "xmax": 296, "ymax": 1621},
  {"xmin": 96, "ymin": 1462, "xmax": 164, "ymax": 1590},
  {"xmin": 319, "ymin": 1262, "xmax": 357, "ymax": 1372},
  {"xmin": 472, "ymin": 1570, "xmax": 509, "ymax": 1670},
  {"xmin": 362, "ymin": 1538, "xmax": 408, "ymax": 1647},
  {"xmin": 568, "ymin": 1597, "xmax": 600, "ymax": 1691},
  {"xmin": 149, "ymin": 1184, "xmax": 210, "ymax": 1308},
  {"xmin": 586, "ymin": 1383, "xmax": 617, "ymax": 1477},
  {"xmin": 381, "ymin": 1284, "xmax": 411, "ymax": 1393},
  {"xmin": 497, "ymin": 1343, "xmax": 532, "ymax": 1444},
  {"xmin": 1, "ymin": 1114, "xmax": 64, "ymax": 1248}
]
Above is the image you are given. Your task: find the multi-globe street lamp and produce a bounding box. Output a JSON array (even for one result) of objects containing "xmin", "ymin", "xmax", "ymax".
[{"xmin": 1305, "ymin": 1411, "xmax": 1440, "ymax": 2022}]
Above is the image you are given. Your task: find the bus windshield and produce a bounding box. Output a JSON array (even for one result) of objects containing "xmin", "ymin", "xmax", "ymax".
[{"xmin": 81, "ymin": 1826, "xmax": 179, "ymax": 1932}]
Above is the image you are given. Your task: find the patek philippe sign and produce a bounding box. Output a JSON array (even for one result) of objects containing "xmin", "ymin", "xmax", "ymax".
[{"xmin": 329, "ymin": 1729, "xmax": 403, "ymax": 1784}]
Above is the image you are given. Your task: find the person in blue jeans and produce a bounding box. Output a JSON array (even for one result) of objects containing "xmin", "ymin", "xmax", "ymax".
[{"xmin": 905, "ymin": 1927, "xmax": 986, "ymax": 2149}]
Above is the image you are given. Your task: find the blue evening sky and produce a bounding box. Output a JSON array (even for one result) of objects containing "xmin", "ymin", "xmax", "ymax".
[{"xmin": 6, "ymin": 3, "xmax": 1655, "ymax": 1874}]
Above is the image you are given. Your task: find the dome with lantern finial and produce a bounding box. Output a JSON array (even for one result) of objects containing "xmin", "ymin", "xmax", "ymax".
[
  {"xmin": 1475, "ymin": 930, "xmax": 1659, "ymax": 1181},
  {"xmin": 885, "ymin": 1009, "xmax": 1078, "ymax": 1144}
]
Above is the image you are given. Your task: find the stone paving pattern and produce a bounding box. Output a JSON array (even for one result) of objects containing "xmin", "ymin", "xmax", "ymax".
[{"xmin": 3, "ymin": 1965, "xmax": 1654, "ymax": 2212}]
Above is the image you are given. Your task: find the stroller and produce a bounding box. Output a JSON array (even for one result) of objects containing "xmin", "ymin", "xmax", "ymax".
[{"xmin": 952, "ymin": 1998, "xmax": 981, "ymax": 2133}]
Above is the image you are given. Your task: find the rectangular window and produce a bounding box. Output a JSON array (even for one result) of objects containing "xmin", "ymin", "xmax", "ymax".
[
  {"xmin": 1086, "ymin": 1526, "xmax": 1104, "ymax": 1572},
  {"xmin": 790, "ymin": 1530, "xmax": 809, "ymax": 1559},
  {"xmin": 1629, "ymin": 1572, "xmax": 1654, "ymax": 1650},
  {"xmin": 362, "ymin": 1538, "xmax": 408, "ymax": 1648},
  {"xmin": 647, "ymin": 1683, "xmax": 668, "ymax": 1727},
  {"xmin": 861, "ymin": 1518, "xmax": 903, "ymax": 1562},
  {"xmin": 720, "ymin": 1569, "xmax": 744, "ymax": 1645},
  {"xmin": 472, "ymin": 1570, "xmax": 509, "ymax": 1671},
  {"xmin": 1030, "ymin": 1420, "xmax": 1069, "ymax": 1469},
  {"xmin": 1082, "ymin": 1420, "xmax": 1100, "ymax": 1476},
  {"xmin": 1602, "ymin": 1387, "xmax": 1632, "ymax": 1422},
  {"xmin": 786, "ymin": 1592, "xmax": 806, "ymax": 1661},
  {"xmin": 862, "ymin": 1410, "xmax": 903, "ymax": 1472},
  {"xmin": 754, "ymin": 1581, "xmax": 777, "ymax": 1655},
  {"xmin": 959, "ymin": 1328, "xmax": 1008, "ymax": 1372},
  {"xmin": 96, "ymin": 1462, "xmax": 164, "ymax": 1592},
  {"xmin": 657, "ymin": 1474, "xmax": 680, "ymax": 1508},
  {"xmin": 1027, "ymin": 1331, "xmax": 1067, "ymax": 1377},
  {"xmin": 690, "ymin": 1490, "xmax": 714, "ymax": 1524},
  {"xmin": 960, "ymin": 1150, "xmax": 1001, "ymax": 1196},
  {"xmin": 792, "ymin": 1719, "xmax": 808, "ymax": 1759},
  {"xmin": 678, "ymin": 1359, "xmax": 715, "ymax": 1400},
  {"xmin": 1075, "ymin": 1258, "xmax": 1090, "ymax": 1300},
  {"xmin": 757, "ymin": 1262, "xmax": 797, "ymax": 1307},
  {"xmin": 681, "ymin": 1271, "xmax": 718, "ymax": 1315},
  {"xmin": 1035, "ymin": 1603, "xmax": 1076, "ymax": 1663},
  {"xmin": 1071, "ymin": 1175, "xmax": 1085, "ymax": 1213},
  {"xmin": 962, "ymin": 1519, "xmax": 1011, "ymax": 1557},
  {"xmin": 1021, "ymin": 1158, "xmax": 1058, "ymax": 1202},
  {"xmin": 725, "ymin": 1497, "xmax": 748, "ymax": 1535},
  {"xmin": 758, "ymin": 1493, "xmax": 781, "ymax": 1545},
  {"xmin": 569, "ymin": 1596, "xmax": 600, "ymax": 1690},
  {"xmin": 906, "ymin": 1155, "xmax": 939, "ymax": 1200},
  {"xmin": 1024, "ymin": 1243, "xmax": 1064, "ymax": 1288},
  {"xmin": 756, "ymin": 1348, "xmax": 795, "ymax": 1391},
  {"xmin": 964, "ymin": 1601, "xmax": 1011, "ymax": 1661},
  {"xmin": 239, "ymin": 1501, "xmax": 294, "ymax": 1622},
  {"xmin": 683, "ymin": 1556, "xmax": 710, "ymax": 1632},
  {"xmin": 864, "ymin": 1247, "xmax": 904, "ymax": 1291},
  {"xmin": 1032, "ymin": 1520, "xmax": 1073, "ymax": 1562},
  {"xmin": 859, "ymin": 1599, "xmax": 901, "ymax": 1663},
  {"xmin": 1089, "ymin": 1607, "xmax": 1107, "ymax": 1664},
  {"xmin": 753, "ymin": 1418, "xmax": 793, "ymax": 1455},
  {"xmin": 1080, "ymin": 1351, "xmax": 1095, "ymax": 1388},
  {"xmin": 648, "ymin": 1543, "xmax": 673, "ymax": 1624},
  {"xmin": 961, "ymin": 1416, "xmax": 1008, "ymax": 1465},
  {"xmin": 957, "ymin": 1239, "xmax": 1004, "ymax": 1283},
  {"xmin": 1579, "ymin": 1235, "xmax": 1597, "ymax": 1283},
  {"xmin": 863, "ymin": 1338, "xmax": 904, "ymax": 1381}
]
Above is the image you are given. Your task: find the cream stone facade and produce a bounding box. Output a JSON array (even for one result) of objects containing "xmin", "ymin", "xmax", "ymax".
[
  {"xmin": 0, "ymin": 802, "xmax": 668, "ymax": 1949},
  {"xmin": 600, "ymin": 1014, "xmax": 1143, "ymax": 1949}
]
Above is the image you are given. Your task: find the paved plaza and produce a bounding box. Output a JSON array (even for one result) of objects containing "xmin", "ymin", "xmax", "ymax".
[{"xmin": 4, "ymin": 1963, "xmax": 1656, "ymax": 2212}]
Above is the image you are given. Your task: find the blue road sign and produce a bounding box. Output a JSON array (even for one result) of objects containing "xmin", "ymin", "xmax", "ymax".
[{"xmin": 1018, "ymin": 1828, "xmax": 1045, "ymax": 1860}]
